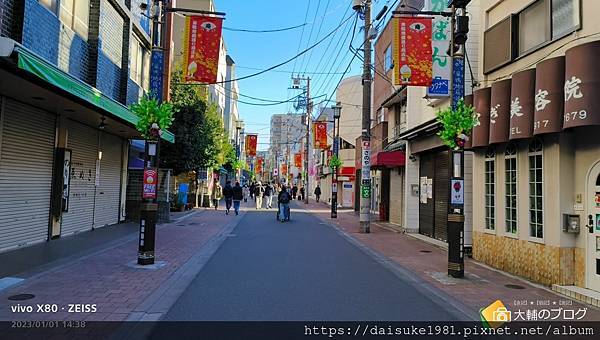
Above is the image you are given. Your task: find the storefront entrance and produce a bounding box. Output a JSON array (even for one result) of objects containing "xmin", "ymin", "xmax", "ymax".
[{"xmin": 587, "ymin": 161, "xmax": 600, "ymax": 292}]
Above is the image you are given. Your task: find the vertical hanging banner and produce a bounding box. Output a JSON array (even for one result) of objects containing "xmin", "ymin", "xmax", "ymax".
[
  {"xmin": 394, "ymin": 17, "xmax": 433, "ymax": 86},
  {"xmin": 245, "ymin": 134, "xmax": 258, "ymax": 157},
  {"xmin": 281, "ymin": 164, "xmax": 288, "ymax": 176},
  {"xmin": 149, "ymin": 49, "xmax": 165, "ymax": 101},
  {"xmin": 313, "ymin": 122, "xmax": 328, "ymax": 149},
  {"xmin": 183, "ymin": 15, "xmax": 224, "ymax": 83},
  {"xmin": 426, "ymin": 0, "xmax": 452, "ymax": 96},
  {"xmin": 256, "ymin": 158, "xmax": 263, "ymax": 174},
  {"xmin": 294, "ymin": 153, "xmax": 302, "ymax": 168}
]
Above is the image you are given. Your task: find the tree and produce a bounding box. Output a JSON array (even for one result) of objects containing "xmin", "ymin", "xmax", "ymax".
[{"xmin": 160, "ymin": 68, "xmax": 223, "ymax": 174}]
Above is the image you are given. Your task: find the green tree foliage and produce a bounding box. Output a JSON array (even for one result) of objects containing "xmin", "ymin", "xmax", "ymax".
[
  {"xmin": 130, "ymin": 95, "xmax": 174, "ymax": 140},
  {"xmin": 160, "ymin": 69, "xmax": 224, "ymax": 174},
  {"xmin": 436, "ymin": 99, "xmax": 477, "ymax": 150}
]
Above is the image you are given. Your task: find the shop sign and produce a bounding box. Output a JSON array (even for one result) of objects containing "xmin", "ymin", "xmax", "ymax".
[
  {"xmin": 564, "ymin": 41, "xmax": 600, "ymax": 129},
  {"xmin": 450, "ymin": 179, "xmax": 464, "ymax": 205},
  {"xmin": 533, "ymin": 56, "xmax": 565, "ymax": 135},
  {"xmin": 143, "ymin": 168, "xmax": 158, "ymax": 199}
]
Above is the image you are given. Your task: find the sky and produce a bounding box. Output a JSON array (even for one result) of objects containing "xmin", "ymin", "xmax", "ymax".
[{"xmin": 214, "ymin": 0, "xmax": 394, "ymax": 150}]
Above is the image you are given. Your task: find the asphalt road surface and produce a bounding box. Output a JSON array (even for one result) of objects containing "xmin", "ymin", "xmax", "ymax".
[{"xmin": 162, "ymin": 203, "xmax": 468, "ymax": 321}]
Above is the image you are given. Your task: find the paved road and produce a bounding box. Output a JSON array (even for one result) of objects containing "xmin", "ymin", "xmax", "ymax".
[{"xmin": 162, "ymin": 203, "xmax": 467, "ymax": 321}]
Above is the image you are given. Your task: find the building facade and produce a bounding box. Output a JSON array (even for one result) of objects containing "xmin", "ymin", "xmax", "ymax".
[
  {"xmin": 470, "ymin": 0, "xmax": 600, "ymax": 294},
  {"xmin": 0, "ymin": 0, "xmax": 172, "ymax": 252},
  {"xmin": 269, "ymin": 113, "xmax": 306, "ymax": 184}
]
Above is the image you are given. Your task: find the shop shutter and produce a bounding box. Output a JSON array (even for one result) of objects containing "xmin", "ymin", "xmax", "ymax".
[
  {"xmin": 61, "ymin": 120, "xmax": 97, "ymax": 236},
  {"xmin": 93, "ymin": 132, "xmax": 123, "ymax": 227},
  {"xmin": 0, "ymin": 98, "xmax": 55, "ymax": 251},
  {"xmin": 433, "ymin": 150, "xmax": 449, "ymax": 242}
]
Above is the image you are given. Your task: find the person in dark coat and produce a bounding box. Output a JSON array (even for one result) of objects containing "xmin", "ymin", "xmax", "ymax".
[
  {"xmin": 223, "ymin": 181, "xmax": 234, "ymax": 215},
  {"xmin": 314, "ymin": 185, "xmax": 322, "ymax": 203},
  {"xmin": 249, "ymin": 182, "xmax": 256, "ymax": 200},
  {"xmin": 299, "ymin": 186, "xmax": 305, "ymax": 201},
  {"xmin": 291, "ymin": 185, "xmax": 298, "ymax": 200},
  {"xmin": 232, "ymin": 181, "xmax": 243, "ymax": 215}
]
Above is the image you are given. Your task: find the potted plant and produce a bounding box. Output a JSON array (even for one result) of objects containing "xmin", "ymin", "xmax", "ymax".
[{"xmin": 436, "ymin": 99, "xmax": 477, "ymax": 150}]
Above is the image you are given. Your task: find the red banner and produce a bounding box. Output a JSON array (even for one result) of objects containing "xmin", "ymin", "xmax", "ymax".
[
  {"xmin": 256, "ymin": 158, "xmax": 263, "ymax": 174},
  {"xmin": 313, "ymin": 122, "xmax": 328, "ymax": 149},
  {"xmin": 294, "ymin": 153, "xmax": 302, "ymax": 168},
  {"xmin": 245, "ymin": 134, "xmax": 258, "ymax": 157},
  {"xmin": 281, "ymin": 164, "xmax": 288, "ymax": 176},
  {"xmin": 183, "ymin": 15, "xmax": 224, "ymax": 83},
  {"xmin": 395, "ymin": 17, "xmax": 433, "ymax": 86}
]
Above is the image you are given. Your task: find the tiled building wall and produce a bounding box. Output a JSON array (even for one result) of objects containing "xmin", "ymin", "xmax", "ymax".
[
  {"xmin": 97, "ymin": 0, "xmax": 124, "ymax": 101},
  {"xmin": 0, "ymin": 0, "xmax": 18, "ymax": 38},
  {"xmin": 473, "ymin": 231, "xmax": 585, "ymax": 287}
]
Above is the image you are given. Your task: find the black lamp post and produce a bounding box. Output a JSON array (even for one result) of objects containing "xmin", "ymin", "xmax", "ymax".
[{"xmin": 331, "ymin": 103, "xmax": 342, "ymax": 218}]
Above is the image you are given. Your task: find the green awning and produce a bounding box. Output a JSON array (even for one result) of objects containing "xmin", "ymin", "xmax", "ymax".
[{"xmin": 15, "ymin": 46, "xmax": 174, "ymax": 143}]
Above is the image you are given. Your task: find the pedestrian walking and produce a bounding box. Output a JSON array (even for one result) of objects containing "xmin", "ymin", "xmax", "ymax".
[
  {"xmin": 250, "ymin": 181, "xmax": 256, "ymax": 201},
  {"xmin": 277, "ymin": 185, "xmax": 291, "ymax": 222},
  {"xmin": 314, "ymin": 185, "xmax": 322, "ymax": 203},
  {"xmin": 264, "ymin": 182, "xmax": 274, "ymax": 209},
  {"xmin": 223, "ymin": 181, "xmax": 234, "ymax": 215},
  {"xmin": 254, "ymin": 181, "xmax": 264, "ymax": 209},
  {"xmin": 211, "ymin": 181, "xmax": 222, "ymax": 210},
  {"xmin": 291, "ymin": 185, "xmax": 298, "ymax": 200},
  {"xmin": 232, "ymin": 181, "xmax": 243, "ymax": 215},
  {"xmin": 299, "ymin": 186, "xmax": 305, "ymax": 201},
  {"xmin": 242, "ymin": 184, "xmax": 249, "ymax": 203}
]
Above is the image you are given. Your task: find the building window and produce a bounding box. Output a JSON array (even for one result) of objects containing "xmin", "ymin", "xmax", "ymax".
[
  {"xmin": 505, "ymin": 143, "xmax": 518, "ymax": 234},
  {"xmin": 130, "ymin": 36, "xmax": 150, "ymax": 91},
  {"xmin": 528, "ymin": 139, "xmax": 544, "ymax": 239},
  {"xmin": 59, "ymin": 0, "xmax": 90, "ymax": 38},
  {"xmin": 39, "ymin": 0, "xmax": 58, "ymax": 13},
  {"xmin": 517, "ymin": 0, "xmax": 580, "ymax": 55},
  {"xmin": 384, "ymin": 45, "xmax": 393, "ymax": 71},
  {"xmin": 485, "ymin": 147, "xmax": 496, "ymax": 230}
]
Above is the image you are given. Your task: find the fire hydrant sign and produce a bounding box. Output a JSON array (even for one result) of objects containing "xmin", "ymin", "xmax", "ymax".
[{"xmin": 143, "ymin": 168, "xmax": 158, "ymax": 199}]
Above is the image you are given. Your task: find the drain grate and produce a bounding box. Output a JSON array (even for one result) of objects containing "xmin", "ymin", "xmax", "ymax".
[
  {"xmin": 505, "ymin": 284, "xmax": 526, "ymax": 290},
  {"xmin": 420, "ymin": 250, "xmax": 432, "ymax": 253},
  {"xmin": 8, "ymin": 294, "xmax": 35, "ymax": 301}
]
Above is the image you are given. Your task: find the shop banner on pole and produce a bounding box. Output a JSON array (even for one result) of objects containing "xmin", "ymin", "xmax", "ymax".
[
  {"xmin": 245, "ymin": 134, "xmax": 257, "ymax": 157},
  {"xmin": 313, "ymin": 122, "xmax": 328, "ymax": 149},
  {"xmin": 394, "ymin": 17, "xmax": 433, "ymax": 87},
  {"xmin": 256, "ymin": 158, "xmax": 263, "ymax": 174},
  {"xmin": 294, "ymin": 153, "xmax": 302, "ymax": 168},
  {"xmin": 281, "ymin": 164, "xmax": 288, "ymax": 176},
  {"xmin": 183, "ymin": 15, "xmax": 223, "ymax": 83},
  {"xmin": 426, "ymin": 0, "xmax": 451, "ymax": 97}
]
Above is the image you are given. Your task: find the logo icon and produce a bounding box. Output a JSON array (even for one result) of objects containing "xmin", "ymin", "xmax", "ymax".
[{"xmin": 480, "ymin": 300, "xmax": 511, "ymax": 328}]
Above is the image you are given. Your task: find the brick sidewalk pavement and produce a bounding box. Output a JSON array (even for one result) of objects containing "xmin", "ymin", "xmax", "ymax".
[
  {"xmin": 296, "ymin": 201, "xmax": 600, "ymax": 320},
  {"xmin": 0, "ymin": 206, "xmax": 246, "ymax": 322}
]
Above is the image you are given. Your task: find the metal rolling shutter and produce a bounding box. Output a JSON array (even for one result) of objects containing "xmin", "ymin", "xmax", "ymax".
[
  {"xmin": 433, "ymin": 150, "xmax": 449, "ymax": 242},
  {"xmin": 93, "ymin": 132, "xmax": 123, "ymax": 228},
  {"xmin": 61, "ymin": 120, "xmax": 97, "ymax": 236},
  {"xmin": 0, "ymin": 98, "xmax": 55, "ymax": 252}
]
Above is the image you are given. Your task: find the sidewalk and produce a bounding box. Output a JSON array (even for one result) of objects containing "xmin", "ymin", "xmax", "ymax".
[
  {"xmin": 0, "ymin": 206, "xmax": 246, "ymax": 321},
  {"xmin": 295, "ymin": 200, "xmax": 600, "ymax": 320}
]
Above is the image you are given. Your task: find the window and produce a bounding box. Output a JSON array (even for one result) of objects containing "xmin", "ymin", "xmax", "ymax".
[
  {"xmin": 505, "ymin": 144, "xmax": 518, "ymax": 234},
  {"xmin": 528, "ymin": 139, "xmax": 543, "ymax": 239},
  {"xmin": 130, "ymin": 36, "xmax": 150, "ymax": 90},
  {"xmin": 39, "ymin": 0, "xmax": 57, "ymax": 13},
  {"xmin": 517, "ymin": 0, "xmax": 580, "ymax": 55},
  {"xmin": 384, "ymin": 45, "xmax": 393, "ymax": 71},
  {"xmin": 59, "ymin": 0, "xmax": 90, "ymax": 38},
  {"xmin": 485, "ymin": 148, "xmax": 496, "ymax": 230}
]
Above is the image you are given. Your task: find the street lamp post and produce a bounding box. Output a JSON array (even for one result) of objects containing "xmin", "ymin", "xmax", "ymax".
[{"xmin": 331, "ymin": 104, "xmax": 342, "ymax": 218}]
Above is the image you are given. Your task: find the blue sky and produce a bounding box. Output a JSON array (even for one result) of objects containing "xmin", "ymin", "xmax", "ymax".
[{"xmin": 215, "ymin": 1, "xmax": 393, "ymax": 150}]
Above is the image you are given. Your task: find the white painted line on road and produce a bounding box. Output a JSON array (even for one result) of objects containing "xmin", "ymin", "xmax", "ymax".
[{"xmin": 0, "ymin": 277, "xmax": 24, "ymax": 292}]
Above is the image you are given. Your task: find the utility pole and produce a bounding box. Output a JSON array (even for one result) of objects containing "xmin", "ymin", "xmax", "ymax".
[
  {"xmin": 304, "ymin": 77, "xmax": 311, "ymax": 204},
  {"xmin": 359, "ymin": 0, "xmax": 372, "ymax": 233}
]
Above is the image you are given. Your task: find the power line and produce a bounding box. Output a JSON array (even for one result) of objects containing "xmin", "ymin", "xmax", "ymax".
[
  {"xmin": 223, "ymin": 22, "xmax": 308, "ymax": 33},
  {"xmin": 292, "ymin": 0, "xmax": 313, "ymax": 76},
  {"xmin": 212, "ymin": 14, "xmax": 354, "ymax": 85},
  {"xmin": 235, "ymin": 66, "xmax": 348, "ymax": 75},
  {"xmin": 299, "ymin": 0, "xmax": 325, "ymax": 75}
]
